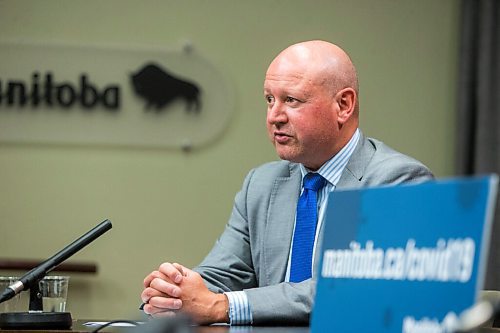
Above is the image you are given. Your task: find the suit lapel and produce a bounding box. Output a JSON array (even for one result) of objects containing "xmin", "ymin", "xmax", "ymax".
[
  {"xmin": 337, "ymin": 132, "xmax": 375, "ymax": 189},
  {"xmin": 263, "ymin": 163, "xmax": 301, "ymax": 285}
]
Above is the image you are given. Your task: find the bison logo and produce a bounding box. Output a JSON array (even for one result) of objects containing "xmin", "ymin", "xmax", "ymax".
[{"xmin": 131, "ymin": 63, "xmax": 201, "ymax": 113}]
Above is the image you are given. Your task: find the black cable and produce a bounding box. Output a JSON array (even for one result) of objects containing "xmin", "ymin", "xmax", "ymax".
[{"xmin": 91, "ymin": 320, "xmax": 140, "ymax": 333}]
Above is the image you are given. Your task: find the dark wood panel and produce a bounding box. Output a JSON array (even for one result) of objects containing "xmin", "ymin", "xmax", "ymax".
[{"xmin": 0, "ymin": 259, "xmax": 97, "ymax": 274}]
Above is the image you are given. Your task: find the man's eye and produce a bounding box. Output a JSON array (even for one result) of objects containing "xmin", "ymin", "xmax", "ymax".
[
  {"xmin": 286, "ymin": 97, "xmax": 298, "ymax": 103},
  {"xmin": 265, "ymin": 96, "xmax": 275, "ymax": 104}
]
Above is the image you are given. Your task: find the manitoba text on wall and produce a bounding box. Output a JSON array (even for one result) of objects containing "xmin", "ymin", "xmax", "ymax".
[{"xmin": 0, "ymin": 41, "xmax": 234, "ymax": 150}]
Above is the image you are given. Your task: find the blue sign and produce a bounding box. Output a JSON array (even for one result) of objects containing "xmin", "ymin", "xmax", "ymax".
[{"xmin": 311, "ymin": 175, "xmax": 498, "ymax": 333}]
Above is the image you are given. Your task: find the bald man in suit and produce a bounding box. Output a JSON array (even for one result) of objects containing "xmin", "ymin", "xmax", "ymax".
[{"xmin": 141, "ymin": 40, "xmax": 433, "ymax": 325}]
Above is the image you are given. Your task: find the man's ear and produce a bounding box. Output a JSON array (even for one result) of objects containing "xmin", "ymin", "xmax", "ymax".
[{"xmin": 336, "ymin": 88, "xmax": 356, "ymax": 124}]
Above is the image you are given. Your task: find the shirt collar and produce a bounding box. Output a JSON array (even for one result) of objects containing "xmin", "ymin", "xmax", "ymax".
[{"xmin": 300, "ymin": 128, "xmax": 360, "ymax": 187}]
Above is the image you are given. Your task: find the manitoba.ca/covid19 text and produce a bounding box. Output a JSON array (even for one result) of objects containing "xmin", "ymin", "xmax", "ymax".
[{"xmin": 321, "ymin": 238, "xmax": 475, "ymax": 283}]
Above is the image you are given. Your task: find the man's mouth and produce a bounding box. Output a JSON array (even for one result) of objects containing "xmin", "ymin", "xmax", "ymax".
[{"xmin": 274, "ymin": 131, "xmax": 292, "ymax": 144}]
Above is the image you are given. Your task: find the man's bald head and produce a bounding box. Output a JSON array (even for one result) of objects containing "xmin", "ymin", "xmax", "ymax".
[
  {"xmin": 264, "ymin": 40, "xmax": 360, "ymax": 169},
  {"xmin": 268, "ymin": 40, "xmax": 359, "ymax": 112}
]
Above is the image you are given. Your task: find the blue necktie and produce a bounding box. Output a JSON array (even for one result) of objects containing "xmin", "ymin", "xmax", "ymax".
[{"xmin": 290, "ymin": 173, "xmax": 326, "ymax": 283}]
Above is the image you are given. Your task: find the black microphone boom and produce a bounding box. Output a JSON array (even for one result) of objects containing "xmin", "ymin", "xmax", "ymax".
[{"xmin": 0, "ymin": 219, "xmax": 112, "ymax": 304}]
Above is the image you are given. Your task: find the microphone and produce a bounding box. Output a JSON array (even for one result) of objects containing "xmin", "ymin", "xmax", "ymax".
[
  {"xmin": 454, "ymin": 290, "xmax": 500, "ymax": 332},
  {"xmin": 0, "ymin": 219, "xmax": 112, "ymax": 304}
]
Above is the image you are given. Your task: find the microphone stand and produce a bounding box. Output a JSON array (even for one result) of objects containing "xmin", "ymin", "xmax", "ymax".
[{"xmin": 0, "ymin": 219, "xmax": 112, "ymax": 330}]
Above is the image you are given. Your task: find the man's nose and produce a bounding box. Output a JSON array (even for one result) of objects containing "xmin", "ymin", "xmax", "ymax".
[{"xmin": 267, "ymin": 102, "xmax": 288, "ymax": 125}]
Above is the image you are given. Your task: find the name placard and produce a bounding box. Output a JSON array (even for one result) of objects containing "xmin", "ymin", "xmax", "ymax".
[{"xmin": 312, "ymin": 175, "xmax": 498, "ymax": 333}]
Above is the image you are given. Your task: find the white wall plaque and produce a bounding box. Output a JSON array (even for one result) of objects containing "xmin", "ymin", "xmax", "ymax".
[{"xmin": 0, "ymin": 42, "xmax": 234, "ymax": 150}]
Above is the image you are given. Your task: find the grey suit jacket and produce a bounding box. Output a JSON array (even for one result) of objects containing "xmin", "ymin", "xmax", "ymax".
[{"xmin": 194, "ymin": 132, "xmax": 433, "ymax": 325}]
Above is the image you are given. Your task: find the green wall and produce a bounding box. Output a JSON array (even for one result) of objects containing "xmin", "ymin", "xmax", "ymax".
[{"xmin": 0, "ymin": 0, "xmax": 459, "ymax": 319}]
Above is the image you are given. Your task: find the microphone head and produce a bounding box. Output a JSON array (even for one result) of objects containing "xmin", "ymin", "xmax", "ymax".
[
  {"xmin": 0, "ymin": 287, "xmax": 16, "ymax": 305},
  {"xmin": 454, "ymin": 291, "xmax": 500, "ymax": 332},
  {"xmin": 455, "ymin": 301, "xmax": 494, "ymax": 332},
  {"xmin": 0, "ymin": 280, "xmax": 23, "ymax": 304}
]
